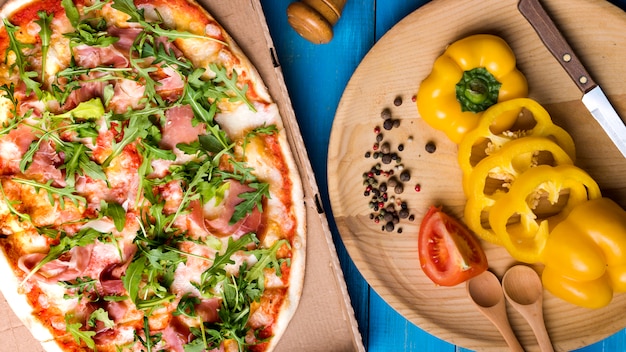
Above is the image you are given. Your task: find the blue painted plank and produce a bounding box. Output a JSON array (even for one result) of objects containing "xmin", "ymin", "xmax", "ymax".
[
  {"xmin": 368, "ymin": 289, "xmax": 456, "ymax": 351},
  {"xmin": 375, "ymin": 0, "xmax": 431, "ymax": 38},
  {"xmin": 260, "ymin": 0, "xmax": 376, "ymax": 346}
]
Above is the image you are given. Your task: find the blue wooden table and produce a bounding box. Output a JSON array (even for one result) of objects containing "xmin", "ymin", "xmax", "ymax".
[{"xmin": 260, "ymin": 1, "xmax": 626, "ymax": 351}]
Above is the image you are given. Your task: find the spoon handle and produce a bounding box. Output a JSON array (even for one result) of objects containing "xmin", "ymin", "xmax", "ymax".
[
  {"xmin": 498, "ymin": 320, "xmax": 526, "ymax": 352},
  {"xmin": 526, "ymin": 305, "xmax": 554, "ymax": 352},
  {"xmin": 481, "ymin": 306, "xmax": 525, "ymax": 352}
]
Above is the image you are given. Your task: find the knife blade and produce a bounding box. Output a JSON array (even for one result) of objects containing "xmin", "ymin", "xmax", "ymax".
[{"xmin": 518, "ymin": 0, "xmax": 626, "ymax": 158}]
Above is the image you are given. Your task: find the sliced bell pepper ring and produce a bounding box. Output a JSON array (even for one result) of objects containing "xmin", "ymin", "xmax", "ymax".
[
  {"xmin": 487, "ymin": 164, "xmax": 601, "ymax": 263},
  {"xmin": 416, "ymin": 34, "xmax": 528, "ymax": 144},
  {"xmin": 542, "ymin": 197, "xmax": 626, "ymax": 309},
  {"xmin": 458, "ymin": 98, "xmax": 576, "ymax": 179},
  {"xmin": 463, "ymin": 136, "xmax": 573, "ymax": 245}
]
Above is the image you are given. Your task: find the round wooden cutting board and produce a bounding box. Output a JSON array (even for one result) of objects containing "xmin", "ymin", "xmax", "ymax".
[{"xmin": 327, "ymin": 0, "xmax": 626, "ymax": 351}]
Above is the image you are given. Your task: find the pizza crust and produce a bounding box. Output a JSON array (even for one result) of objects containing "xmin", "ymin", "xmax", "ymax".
[{"xmin": 0, "ymin": 244, "xmax": 56, "ymax": 343}]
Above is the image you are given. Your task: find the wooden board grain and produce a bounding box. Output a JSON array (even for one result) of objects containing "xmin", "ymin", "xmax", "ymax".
[{"xmin": 327, "ymin": 0, "xmax": 626, "ymax": 351}]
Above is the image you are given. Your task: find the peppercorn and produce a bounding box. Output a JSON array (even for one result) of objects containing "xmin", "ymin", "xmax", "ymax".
[
  {"xmin": 394, "ymin": 96, "xmax": 402, "ymax": 106},
  {"xmin": 425, "ymin": 141, "xmax": 436, "ymax": 153},
  {"xmin": 385, "ymin": 222, "xmax": 394, "ymax": 232},
  {"xmin": 381, "ymin": 108, "xmax": 391, "ymax": 120},
  {"xmin": 400, "ymin": 170, "xmax": 411, "ymax": 182},
  {"xmin": 383, "ymin": 119, "xmax": 394, "ymax": 130},
  {"xmin": 394, "ymin": 184, "xmax": 404, "ymax": 194}
]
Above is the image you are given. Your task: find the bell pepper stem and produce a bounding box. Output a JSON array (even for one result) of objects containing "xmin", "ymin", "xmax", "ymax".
[{"xmin": 456, "ymin": 67, "xmax": 502, "ymax": 113}]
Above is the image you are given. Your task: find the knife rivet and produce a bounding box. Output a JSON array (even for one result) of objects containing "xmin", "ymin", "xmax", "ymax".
[
  {"xmin": 563, "ymin": 53, "xmax": 572, "ymax": 62},
  {"xmin": 579, "ymin": 76, "xmax": 588, "ymax": 84}
]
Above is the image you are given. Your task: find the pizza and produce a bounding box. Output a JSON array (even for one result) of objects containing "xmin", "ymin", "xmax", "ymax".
[{"xmin": 0, "ymin": 0, "xmax": 306, "ymax": 351}]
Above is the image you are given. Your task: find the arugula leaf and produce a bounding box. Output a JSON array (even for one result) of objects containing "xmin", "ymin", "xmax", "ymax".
[
  {"xmin": 242, "ymin": 124, "xmax": 278, "ymax": 153},
  {"xmin": 246, "ymin": 239, "xmax": 287, "ymax": 292},
  {"xmin": 61, "ymin": 0, "xmax": 81, "ymax": 27},
  {"xmin": 209, "ymin": 63, "xmax": 255, "ymax": 112},
  {"xmin": 21, "ymin": 228, "xmax": 100, "ymax": 285},
  {"xmin": 102, "ymin": 201, "xmax": 126, "ymax": 232},
  {"xmin": 111, "ymin": 0, "xmax": 144, "ymax": 23},
  {"xmin": 65, "ymin": 315, "xmax": 96, "ymax": 349},
  {"xmin": 230, "ymin": 182, "xmax": 269, "ymax": 225},
  {"xmin": 183, "ymin": 338, "xmax": 207, "ymax": 352},
  {"xmin": 136, "ymin": 316, "xmax": 162, "ymax": 352},
  {"xmin": 111, "ymin": 0, "xmax": 226, "ymax": 45},
  {"xmin": 3, "ymin": 19, "xmax": 41, "ymax": 97},
  {"xmin": 102, "ymin": 116, "xmax": 153, "ymax": 168},
  {"xmin": 0, "ymin": 180, "xmax": 30, "ymax": 222},
  {"xmin": 142, "ymin": 42, "xmax": 192, "ymax": 74},
  {"xmin": 173, "ymin": 293, "xmax": 200, "ymax": 318},
  {"xmin": 12, "ymin": 178, "xmax": 86, "ymax": 210},
  {"xmin": 35, "ymin": 11, "xmax": 53, "ymax": 85},
  {"xmin": 62, "ymin": 141, "xmax": 107, "ymax": 188},
  {"xmin": 83, "ymin": 0, "xmax": 109, "ymax": 14},
  {"xmin": 66, "ymin": 18, "xmax": 119, "ymax": 47},
  {"xmin": 196, "ymin": 233, "xmax": 257, "ymax": 296},
  {"xmin": 122, "ymin": 256, "xmax": 146, "ymax": 304},
  {"xmin": 88, "ymin": 308, "xmax": 115, "ymax": 329},
  {"xmin": 59, "ymin": 276, "xmax": 98, "ymax": 301}
]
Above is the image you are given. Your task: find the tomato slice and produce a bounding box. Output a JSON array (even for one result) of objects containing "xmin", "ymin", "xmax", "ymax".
[{"xmin": 418, "ymin": 205, "xmax": 488, "ymax": 286}]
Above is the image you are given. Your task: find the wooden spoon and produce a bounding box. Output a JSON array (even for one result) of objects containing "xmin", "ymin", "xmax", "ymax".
[
  {"xmin": 502, "ymin": 265, "xmax": 554, "ymax": 352},
  {"xmin": 467, "ymin": 271, "xmax": 525, "ymax": 352}
]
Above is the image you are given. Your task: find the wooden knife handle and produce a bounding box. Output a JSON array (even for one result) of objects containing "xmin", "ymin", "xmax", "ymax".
[{"xmin": 518, "ymin": 0, "xmax": 596, "ymax": 93}]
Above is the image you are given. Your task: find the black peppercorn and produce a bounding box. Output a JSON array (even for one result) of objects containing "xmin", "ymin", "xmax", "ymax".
[
  {"xmin": 425, "ymin": 141, "xmax": 436, "ymax": 153},
  {"xmin": 400, "ymin": 170, "xmax": 411, "ymax": 182}
]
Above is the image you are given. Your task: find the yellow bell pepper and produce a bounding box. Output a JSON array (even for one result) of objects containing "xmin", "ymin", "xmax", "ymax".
[
  {"xmin": 487, "ymin": 164, "xmax": 601, "ymax": 263},
  {"xmin": 416, "ymin": 34, "xmax": 528, "ymax": 143},
  {"xmin": 463, "ymin": 136, "xmax": 573, "ymax": 245},
  {"xmin": 458, "ymin": 98, "xmax": 576, "ymax": 178},
  {"xmin": 542, "ymin": 197, "xmax": 626, "ymax": 309}
]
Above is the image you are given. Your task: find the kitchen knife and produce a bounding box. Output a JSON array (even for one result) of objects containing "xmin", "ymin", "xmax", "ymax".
[{"xmin": 518, "ymin": 0, "xmax": 626, "ymax": 158}]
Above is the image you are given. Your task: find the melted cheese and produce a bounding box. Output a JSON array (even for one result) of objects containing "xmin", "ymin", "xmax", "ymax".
[
  {"xmin": 0, "ymin": 96, "xmax": 13, "ymax": 126},
  {"xmin": 215, "ymin": 102, "xmax": 281, "ymax": 139}
]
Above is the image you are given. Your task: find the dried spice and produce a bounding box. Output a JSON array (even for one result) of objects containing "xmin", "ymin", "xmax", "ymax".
[{"xmin": 360, "ymin": 96, "xmax": 421, "ymax": 233}]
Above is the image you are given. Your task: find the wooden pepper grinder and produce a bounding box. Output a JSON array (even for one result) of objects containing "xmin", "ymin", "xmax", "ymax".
[{"xmin": 287, "ymin": 0, "xmax": 347, "ymax": 44}]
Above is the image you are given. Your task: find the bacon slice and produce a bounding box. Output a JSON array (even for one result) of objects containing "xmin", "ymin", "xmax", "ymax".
[
  {"xmin": 17, "ymin": 244, "xmax": 94, "ymax": 284},
  {"xmin": 73, "ymin": 44, "xmax": 129, "ymax": 69},
  {"xmin": 108, "ymin": 79, "xmax": 146, "ymax": 114},
  {"xmin": 160, "ymin": 105, "xmax": 205, "ymax": 150},
  {"xmin": 201, "ymin": 180, "xmax": 263, "ymax": 238},
  {"xmin": 23, "ymin": 140, "xmax": 65, "ymax": 187}
]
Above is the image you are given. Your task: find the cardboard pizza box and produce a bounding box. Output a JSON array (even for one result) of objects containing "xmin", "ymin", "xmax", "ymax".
[{"xmin": 0, "ymin": 1, "xmax": 365, "ymax": 351}]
